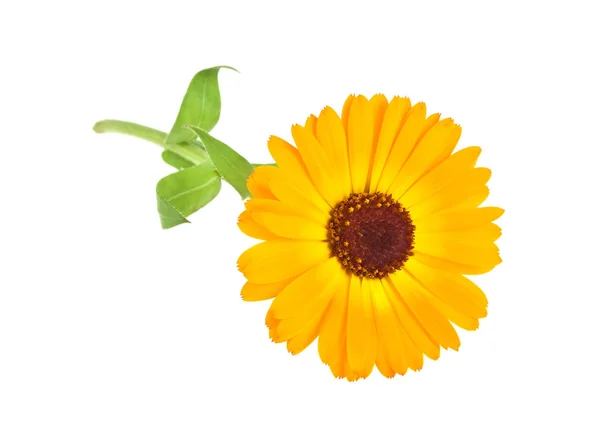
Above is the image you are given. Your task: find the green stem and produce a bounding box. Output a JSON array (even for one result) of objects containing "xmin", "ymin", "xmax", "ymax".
[{"xmin": 93, "ymin": 120, "xmax": 208, "ymax": 165}]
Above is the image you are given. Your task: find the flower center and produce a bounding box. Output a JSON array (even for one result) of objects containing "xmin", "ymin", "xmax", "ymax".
[{"xmin": 327, "ymin": 192, "xmax": 415, "ymax": 279}]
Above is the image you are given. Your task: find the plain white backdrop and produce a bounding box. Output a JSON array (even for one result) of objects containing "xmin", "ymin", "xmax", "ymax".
[{"xmin": 1, "ymin": 0, "xmax": 599, "ymax": 430}]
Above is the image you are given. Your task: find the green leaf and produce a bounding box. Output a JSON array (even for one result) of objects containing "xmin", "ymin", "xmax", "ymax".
[
  {"xmin": 161, "ymin": 150, "xmax": 195, "ymax": 170},
  {"xmin": 156, "ymin": 161, "xmax": 222, "ymax": 229},
  {"xmin": 166, "ymin": 66, "xmax": 237, "ymax": 146},
  {"xmin": 186, "ymin": 126, "xmax": 254, "ymax": 199},
  {"xmin": 252, "ymin": 163, "xmax": 277, "ymax": 168}
]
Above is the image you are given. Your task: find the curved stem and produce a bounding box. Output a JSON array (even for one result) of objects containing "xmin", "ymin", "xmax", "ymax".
[
  {"xmin": 93, "ymin": 120, "xmax": 208, "ymax": 165},
  {"xmin": 93, "ymin": 120, "xmax": 167, "ymax": 144}
]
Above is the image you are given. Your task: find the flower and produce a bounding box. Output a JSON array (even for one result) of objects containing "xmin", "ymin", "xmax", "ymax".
[{"xmin": 237, "ymin": 94, "xmax": 503, "ymax": 381}]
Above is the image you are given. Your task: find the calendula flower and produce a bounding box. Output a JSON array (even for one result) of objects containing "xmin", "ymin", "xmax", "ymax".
[{"xmin": 237, "ymin": 94, "xmax": 503, "ymax": 381}]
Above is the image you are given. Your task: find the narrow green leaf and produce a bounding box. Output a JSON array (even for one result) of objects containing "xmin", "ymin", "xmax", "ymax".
[
  {"xmin": 166, "ymin": 66, "xmax": 237, "ymax": 146},
  {"xmin": 161, "ymin": 150, "xmax": 195, "ymax": 170},
  {"xmin": 186, "ymin": 126, "xmax": 254, "ymax": 199},
  {"xmin": 156, "ymin": 161, "xmax": 222, "ymax": 229}
]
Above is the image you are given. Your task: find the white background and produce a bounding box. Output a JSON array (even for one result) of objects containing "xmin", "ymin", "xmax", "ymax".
[{"xmin": 1, "ymin": 0, "xmax": 599, "ymax": 431}]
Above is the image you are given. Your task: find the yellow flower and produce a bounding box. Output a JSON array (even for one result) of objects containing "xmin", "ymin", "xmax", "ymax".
[{"xmin": 237, "ymin": 94, "xmax": 503, "ymax": 381}]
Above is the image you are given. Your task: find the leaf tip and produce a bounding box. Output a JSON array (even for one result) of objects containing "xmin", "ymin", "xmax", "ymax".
[
  {"xmin": 217, "ymin": 65, "xmax": 240, "ymax": 74},
  {"xmin": 92, "ymin": 121, "xmax": 104, "ymax": 133},
  {"xmin": 160, "ymin": 219, "xmax": 191, "ymax": 230}
]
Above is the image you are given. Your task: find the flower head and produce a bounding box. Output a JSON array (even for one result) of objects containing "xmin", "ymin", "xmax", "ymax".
[{"xmin": 238, "ymin": 94, "xmax": 502, "ymax": 381}]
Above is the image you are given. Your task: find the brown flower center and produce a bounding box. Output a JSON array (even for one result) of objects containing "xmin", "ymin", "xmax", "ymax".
[{"xmin": 327, "ymin": 192, "xmax": 415, "ymax": 278}]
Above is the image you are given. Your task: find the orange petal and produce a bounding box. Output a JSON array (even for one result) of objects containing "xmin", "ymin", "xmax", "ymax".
[
  {"xmin": 377, "ymin": 103, "xmax": 429, "ymax": 192},
  {"xmin": 371, "ymin": 278, "xmax": 413, "ymax": 374},
  {"xmin": 239, "ymin": 240, "xmax": 329, "ymax": 284},
  {"xmin": 292, "ymin": 125, "xmax": 343, "ymax": 206},
  {"xmin": 316, "ymin": 106, "xmax": 352, "ymax": 196},
  {"xmin": 241, "ymin": 279, "xmax": 290, "ymax": 302},
  {"xmin": 251, "ymin": 212, "xmax": 327, "ymax": 241},
  {"xmin": 341, "ymin": 94, "xmax": 355, "ymax": 135},
  {"xmin": 388, "ymin": 271, "xmax": 461, "ymax": 351},
  {"xmin": 369, "ymin": 96, "xmax": 412, "ymax": 192},
  {"xmin": 410, "ymin": 168, "xmax": 492, "ymax": 219},
  {"xmin": 347, "ymin": 95, "xmax": 375, "ymax": 193},
  {"xmin": 286, "ymin": 313, "xmax": 322, "ymax": 355},
  {"xmin": 380, "ymin": 277, "xmax": 440, "ymax": 361},
  {"xmin": 270, "ymin": 258, "xmax": 341, "ymax": 319},
  {"xmin": 237, "ymin": 210, "xmax": 278, "ymax": 240},
  {"xmin": 247, "ymin": 166, "xmax": 278, "ymax": 200},
  {"xmin": 318, "ymin": 272, "xmax": 351, "ymax": 378},
  {"xmin": 267, "ymin": 135, "xmax": 330, "ymax": 214},
  {"xmin": 365, "ymin": 94, "xmax": 389, "ymax": 191},
  {"xmin": 415, "ymin": 207, "xmax": 504, "ymax": 233},
  {"xmin": 399, "ymin": 146, "xmax": 481, "ymax": 207},
  {"xmin": 388, "ymin": 118, "xmax": 459, "ymax": 196},
  {"xmin": 245, "ymin": 198, "xmax": 324, "ymax": 225},
  {"xmin": 275, "ymin": 267, "xmax": 343, "ymax": 343},
  {"xmin": 304, "ymin": 114, "xmax": 317, "ymax": 137},
  {"xmin": 346, "ymin": 276, "xmax": 377, "ymax": 378},
  {"xmin": 405, "ymin": 259, "xmax": 488, "ymax": 319}
]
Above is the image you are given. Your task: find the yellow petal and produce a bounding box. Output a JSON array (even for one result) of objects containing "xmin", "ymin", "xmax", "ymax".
[
  {"xmin": 454, "ymin": 187, "xmax": 490, "ymax": 210},
  {"xmin": 414, "ymin": 232, "xmax": 502, "ymax": 270},
  {"xmin": 267, "ymin": 135, "xmax": 330, "ymax": 214},
  {"xmin": 388, "ymin": 271, "xmax": 460, "ymax": 351},
  {"xmin": 399, "ymin": 146, "xmax": 481, "ymax": 207},
  {"xmin": 380, "ymin": 277, "xmax": 440, "ymax": 361},
  {"xmin": 286, "ymin": 313, "xmax": 322, "ymax": 355},
  {"xmin": 270, "ymin": 257, "xmax": 340, "ymax": 319},
  {"xmin": 237, "ymin": 210, "xmax": 278, "ymax": 241},
  {"xmin": 402, "ymin": 266, "xmax": 482, "ymax": 331},
  {"xmin": 247, "ymin": 166, "xmax": 278, "ymax": 200},
  {"xmin": 375, "ymin": 336, "xmax": 396, "ymax": 379},
  {"xmin": 265, "ymin": 307, "xmax": 280, "ymax": 341},
  {"xmin": 371, "ymin": 278, "xmax": 412, "ymax": 374},
  {"xmin": 241, "ymin": 279, "xmax": 290, "ymax": 302},
  {"xmin": 422, "ymin": 289, "xmax": 481, "ymax": 331},
  {"xmin": 365, "ymin": 94, "xmax": 389, "ymax": 190},
  {"xmin": 369, "ymin": 97, "xmax": 412, "ymax": 192},
  {"xmin": 245, "ymin": 198, "xmax": 324, "ymax": 225},
  {"xmin": 251, "ymin": 212, "xmax": 327, "ymax": 241},
  {"xmin": 292, "ymin": 124, "xmax": 345, "ymax": 206},
  {"xmin": 387, "ymin": 119, "xmax": 459, "ymax": 196},
  {"xmin": 265, "ymin": 308, "xmax": 278, "ymax": 327},
  {"xmin": 376, "ymin": 103, "xmax": 428, "ymax": 192},
  {"xmin": 274, "ymin": 304, "xmax": 323, "ymax": 343},
  {"xmin": 405, "ymin": 259, "xmax": 487, "ymax": 319},
  {"xmin": 369, "ymin": 94, "xmax": 389, "ymax": 142},
  {"xmin": 316, "ymin": 106, "xmax": 352, "ymax": 196},
  {"xmin": 341, "ymin": 94, "xmax": 355, "ymax": 135},
  {"xmin": 343, "ymin": 353, "xmax": 361, "ymax": 382},
  {"xmin": 286, "ymin": 265, "xmax": 349, "ymax": 357},
  {"xmin": 410, "ymin": 168, "xmax": 493, "ymax": 220},
  {"xmin": 318, "ymin": 272, "xmax": 350, "ymax": 378},
  {"xmin": 415, "ymin": 207, "xmax": 504, "ymax": 233},
  {"xmin": 304, "ymin": 114, "xmax": 317, "ymax": 136},
  {"xmin": 275, "ymin": 266, "xmax": 343, "ymax": 342},
  {"xmin": 268, "ymin": 170, "xmax": 330, "ymax": 225},
  {"xmin": 346, "ymin": 276, "xmax": 377, "ymax": 378},
  {"xmin": 412, "ymin": 251, "xmax": 497, "ymax": 275},
  {"xmin": 415, "ymin": 223, "xmax": 502, "ymax": 246},
  {"xmin": 347, "ymin": 95, "xmax": 375, "ymax": 193},
  {"xmin": 240, "ymin": 240, "xmax": 330, "ymax": 284}
]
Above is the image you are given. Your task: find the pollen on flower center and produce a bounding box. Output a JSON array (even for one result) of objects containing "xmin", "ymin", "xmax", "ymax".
[{"xmin": 327, "ymin": 192, "xmax": 416, "ymax": 279}]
